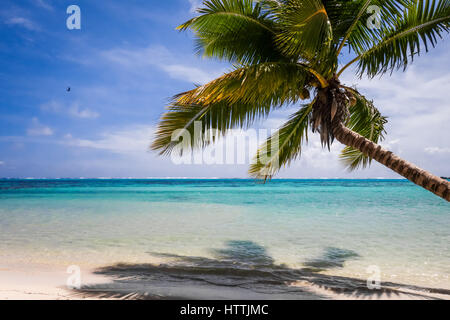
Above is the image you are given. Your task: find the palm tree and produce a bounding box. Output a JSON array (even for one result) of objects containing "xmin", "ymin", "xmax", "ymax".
[{"xmin": 152, "ymin": 0, "xmax": 450, "ymax": 201}]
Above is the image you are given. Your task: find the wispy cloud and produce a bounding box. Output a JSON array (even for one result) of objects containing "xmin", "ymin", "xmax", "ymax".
[
  {"xmin": 425, "ymin": 147, "xmax": 450, "ymax": 154},
  {"xmin": 34, "ymin": 0, "xmax": 54, "ymax": 11},
  {"xmin": 336, "ymin": 52, "xmax": 450, "ymax": 177},
  {"xmin": 188, "ymin": 0, "xmax": 202, "ymax": 13},
  {"xmin": 163, "ymin": 64, "xmax": 218, "ymax": 84},
  {"xmin": 101, "ymin": 45, "xmax": 224, "ymax": 84},
  {"xmin": 4, "ymin": 17, "xmax": 39, "ymax": 31},
  {"xmin": 27, "ymin": 117, "xmax": 53, "ymax": 136},
  {"xmin": 69, "ymin": 104, "xmax": 100, "ymax": 119},
  {"xmin": 0, "ymin": 161, "xmax": 4, "ymax": 166},
  {"xmin": 41, "ymin": 101, "xmax": 100, "ymax": 119},
  {"xmin": 63, "ymin": 125, "xmax": 153, "ymax": 155}
]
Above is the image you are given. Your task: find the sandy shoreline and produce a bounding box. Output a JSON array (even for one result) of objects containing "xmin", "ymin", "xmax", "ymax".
[
  {"xmin": 1, "ymin": 262, "xmax": 448, "ymax": 300},
  {"xmin": 0, "ymin": 263, "xmax": 112, "ymax": 300}
]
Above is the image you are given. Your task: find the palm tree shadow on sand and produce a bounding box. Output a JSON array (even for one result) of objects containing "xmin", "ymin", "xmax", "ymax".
[{"xmin": 72, "ymin": 241, "xmax": 450, "ymax": 300}]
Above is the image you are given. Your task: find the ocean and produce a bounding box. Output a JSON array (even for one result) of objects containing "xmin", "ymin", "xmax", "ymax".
[{"xmin": 0, "ymin": 179, "xmax": 449, "ymax": 298}]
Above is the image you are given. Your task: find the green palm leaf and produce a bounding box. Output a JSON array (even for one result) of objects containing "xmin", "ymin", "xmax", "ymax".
[
  {"xmin": 333, "ymin": 0, "xmax": 412, "ymax": 55},
  {"xmin": 178, "ymin": 0, "xmax": 285, "ymax": 64},
  {"xmin": 249, "ymin": 103, "xmax": 313, "ymax": 180},
  {"xmin": 339, "ymin": 0, "xmax": 450, "ymax": 77},
  {"xmin": 340, "ymin": 90, "xmax": 387, "ymax": 170},
  {"xmin": 151, "ymin": 62, "xmax": 313, "ymax": 155},
  {"xmin": 275, "ymin": 0, "xmax": 333, "ymax": 61}
]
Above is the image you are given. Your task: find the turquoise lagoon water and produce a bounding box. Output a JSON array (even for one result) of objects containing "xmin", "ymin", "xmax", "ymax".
[{"xmin": 0, "ymin": 179, "xmax": 449, "ymax": 292}]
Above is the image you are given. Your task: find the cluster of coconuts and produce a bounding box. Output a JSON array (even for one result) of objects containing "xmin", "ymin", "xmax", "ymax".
[{"xmin": 309, "ymin": 79, "xmax": 357, "ymax": 148}]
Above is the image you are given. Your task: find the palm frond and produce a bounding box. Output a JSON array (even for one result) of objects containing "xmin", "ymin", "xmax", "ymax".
[
  {"xmin": 339, "ymin": 0, "xmax": 450, "ymax": 77},
  {"xmin": 151, "ymin": 62, "xmax": 313, "ymax": 155},
  {"xmin": 178, "ymin": 0, "xmax": 286, "ymax": 64},
  {"xmin": 340, "ymin": 90, "xmax": 387, "ymax": 170},
  {"xmin": 249, "ymin": 103, "xmax": 313, "ymax": 180},
  {"xmin": 323, "ymin": 0, "xmax": 369, "ymax": 46},
  {"xmin": 275, "ymin": 0, "xmax": 333, "ymax": 61},
  {"xmin": 333, "ymin": 1, "xmax": 412, "ymax": 55},
  {"xmin": 151, "ymin": 100, "xmax": 257, "ymax": 155}
]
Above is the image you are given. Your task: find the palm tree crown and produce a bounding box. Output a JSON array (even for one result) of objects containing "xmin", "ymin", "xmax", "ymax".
[{"xmin": 152, "ymin": 0, "xmax": 450, "ymax": 200}]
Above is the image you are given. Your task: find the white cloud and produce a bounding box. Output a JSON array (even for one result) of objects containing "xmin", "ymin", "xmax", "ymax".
[
  {"xmin": 5, "ymin": 17, "xmax": 38, "ymax": 31},
  {"xmin": 64, "ymin": 125, "xmax": 153, "ymax": 155},
  {"xmin": 326, "ymin": 52, "xmax": 450, "ymax": 177},
  {"xmin": 69, "ymin": 104, "xmax": 100, "ymax": 119},
  {"xmin": 342, "ymin": 66, "xmax": 450, "ymax": 117},
  {"xmin": 188, "ymin": 0, "xmax": 203, "ymax": 13},
  {"xmin": 41, "ymin": 101, "xmax": 100, "ymax": 119},
  {"xmin": 101, "ymin": 45, "xmax": 223, "ymax": 85},
  {"xmin": 34, "ymin": 0, "xmax": 54, "ymax": 11},
  {"xmin": 27, "ymin": 118, "xmax": 53, "ymax": 136},
  {"xmin": 0, "ymin": 161, "xmax": 4, "ymax": 166},
  {"xmin": 40, "ymin": 100, "xmax": 61, "ymax": 113},
  {"xmin": 163, "ymin": 64, "xmax": 216, "ymax": 84},
  {"xmin": 425, "ymin": 147, "xmax": 450, "ymax": 154}
]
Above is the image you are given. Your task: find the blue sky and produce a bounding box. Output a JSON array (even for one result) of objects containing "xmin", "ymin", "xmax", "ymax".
[{"xmin": 0, "ymin": 0, "xmax": 449, "ymax": 178}]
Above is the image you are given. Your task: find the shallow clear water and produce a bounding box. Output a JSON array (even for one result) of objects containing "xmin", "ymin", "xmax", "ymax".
[{"xmin": 0, "ymin": 179, "xmax": 449, "ymax": 291}]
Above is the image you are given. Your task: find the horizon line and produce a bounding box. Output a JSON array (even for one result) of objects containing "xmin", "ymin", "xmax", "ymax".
[{"xmin": 0, "ymin": 177, "xmax": 409, "ymax": 180}]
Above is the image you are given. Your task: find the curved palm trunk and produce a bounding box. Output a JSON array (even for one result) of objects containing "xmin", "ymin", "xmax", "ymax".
[{"xmin": 333, "ymin": 123, "xmax": 450, "ymax": 201}]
